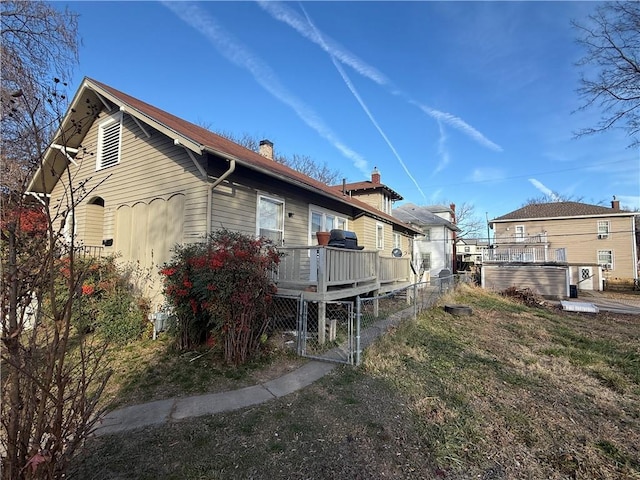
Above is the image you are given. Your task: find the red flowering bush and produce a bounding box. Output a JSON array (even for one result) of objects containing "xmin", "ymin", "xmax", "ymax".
[
  {"xmin": 70, "ymin": 256, "xmax": 148, "ymax": 344},
  {"xmin": 161, "ymin": 229, "xmax": 281, "ymax": 365}
]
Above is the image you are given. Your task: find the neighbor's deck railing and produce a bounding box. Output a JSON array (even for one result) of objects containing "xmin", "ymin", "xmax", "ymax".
[
  {"xmin": 493, "ymin": 232, "xmax": 548, "ymax": 244},
  {"xmin": 275, "ymin": 246, "xmax": 410, "ymax": 293},
  {"xmin": 482, "ymin": 246, "xmax": 566, "ymax": 263}
]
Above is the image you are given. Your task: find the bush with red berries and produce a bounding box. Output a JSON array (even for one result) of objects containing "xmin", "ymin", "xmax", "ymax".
[{"xmin": 161, "ymin": 229, "xmax": 281, "ymax": 365}]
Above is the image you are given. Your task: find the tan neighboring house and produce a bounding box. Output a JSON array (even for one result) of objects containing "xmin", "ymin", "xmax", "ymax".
[
  {"xmin": 27, "ymin": 77, "xmax": 422, "ymax": 340},
  {"xmin": 486, "ymin": 200, "xmax": 638, "ymax": 296},
  {"xmin": 332, "ymin": 168, "xmax": 411, "ymax": 257}
]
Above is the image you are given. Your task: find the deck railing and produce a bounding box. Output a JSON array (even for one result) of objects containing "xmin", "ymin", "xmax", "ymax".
[
  {"xmin": 493, "ymin": 232, "xmax": 548, "ymax": 244},
  {"xmin": 379, "ymin": 255, "xmax": 411, "ymax": 284},
  {"xmin": 275, "ymin": 246, "xmax": 410, "ymax": 293},
  {"xmin": 483, "ymin": 246, "xmax": 566, "ymax": 263}
]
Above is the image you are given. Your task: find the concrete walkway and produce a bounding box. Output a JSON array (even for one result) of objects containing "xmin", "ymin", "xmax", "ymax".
[{"xmin": 94, "ymin": 360, "xmax": 337, "ymax": 436}]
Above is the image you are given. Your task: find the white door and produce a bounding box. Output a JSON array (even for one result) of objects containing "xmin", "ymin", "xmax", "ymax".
[{"xmin": 578, "ymin": 267, "xmax": 594, "ymax": 290}]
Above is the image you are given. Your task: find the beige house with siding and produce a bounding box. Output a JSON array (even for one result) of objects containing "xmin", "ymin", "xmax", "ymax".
[
  {"xmin": 27, "ymin": 78, "xmax": 421, "ymax": 312},
  {"xmin": 487, "ymin": 200, "xmax": 638, "ymax": 294}
]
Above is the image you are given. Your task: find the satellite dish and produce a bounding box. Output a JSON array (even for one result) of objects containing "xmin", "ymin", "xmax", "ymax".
[{"xmin": 392, "ymin": 248, "xmax": 403, "ymax": 258}]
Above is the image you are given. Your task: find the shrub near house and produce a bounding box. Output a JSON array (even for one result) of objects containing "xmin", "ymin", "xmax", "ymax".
[{"xmin": 161, "ymin": 230, "xmax": 281, "ymax": 365}]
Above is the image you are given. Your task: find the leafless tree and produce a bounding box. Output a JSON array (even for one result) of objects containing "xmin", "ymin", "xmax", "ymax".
[
  {"xmin": 573, "ymin": 1, "xmax": 640, "ymax": 146},
  {"xmin": 274, "ymin": 153, "xmax": 341, "ymax": 185},
  {"xmin": 522, "ymin": 194, "xmax": 586, "ymax": 206},
  {"xmin": 214, "ymin": 130, "xmax": 342, "ymax": 185},
  {"xmin": 1, "ymin": 3, "xmax": 114, "ymax": 478},
  {"xmin": 1, "ymin": 80, "xmax": 111, "ymax": 480},
  {"xmin": 1, "ymin": 0, "xmax": 79, "ymax": 193},
  {"xmin": 451, "ymin": 202, "xmax": 484, "ymax": 239}
]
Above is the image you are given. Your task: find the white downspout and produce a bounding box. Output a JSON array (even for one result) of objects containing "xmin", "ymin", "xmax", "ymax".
[{"xmin": 174, "ymin": 139, "xmax": 236, "ymax": 235}]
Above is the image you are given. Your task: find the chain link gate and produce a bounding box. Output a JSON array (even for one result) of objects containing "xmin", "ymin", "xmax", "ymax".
[{"xmin": 298, "ymin": 300, "xmax": 355, "ymax": 364}]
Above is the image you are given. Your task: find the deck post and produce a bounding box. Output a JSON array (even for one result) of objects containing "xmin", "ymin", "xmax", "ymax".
[
  {"xmin": 317, "ymin": 247, "xmax": 327, "ymax": 344},
  {"xmin": 318, "ymin": 301, "xmax": 326, "ymax": 344},
  {"xmin": 373, "ymin": 289, "xmax": 379, "ymax": 318}
]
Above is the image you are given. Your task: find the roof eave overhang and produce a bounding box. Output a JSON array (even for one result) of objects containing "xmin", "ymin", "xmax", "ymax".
[
  {"xmin": 491, "ymin": 212, "xmax": 637, "ymax": 224},
  {"xmin": 209, "ymin": 150, "xmax": 420, "ymax": 235}
]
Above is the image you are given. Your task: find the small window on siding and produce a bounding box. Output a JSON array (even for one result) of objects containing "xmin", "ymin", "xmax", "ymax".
[
  {"xmin": 376, "ymin": 223, "xmax": 384, "ymax": 250},
  {"xmin": 597, "ymin": 250, "xmax": 614, "ymax": 270},
  {"xmin": 257, "ymin": 195, "xmax": 284, "ymax": 245},
  {"xmin": 97, "ymin": 113, "xmax": 122, "ymax": 170},
  {"xmin": 597, "ymin": 221, "xmax": 610, "ymax": 239},
  {"xmin": 423, "ymin": 228, "xmax": 431, "ymax": 242},
  {"xmin": 393, "ymin": 233, "xmax": 401, "ymax": 249},
  {"xmin": 420, "ymin": 253, "xmax": 431, "ymax": 271}
]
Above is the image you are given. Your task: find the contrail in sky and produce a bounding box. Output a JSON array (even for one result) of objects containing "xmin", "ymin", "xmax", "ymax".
[
  {"xmin": 161, "ymin": 1, "xmax": 369, "ymax": 176},
  {"xmin": 434, "ymin": 119, "xmax": 450, "ymax": 175},
  {"xmin": 412, "ymin": 102, "xmax": 503, "ymax": 152},
  {"xmin": 258, "ymin": 0, "xmax": 502, "ymax": 153},
  {"xmin": 300, "ymin": 4, "xmax": 427, "ymax": 200},
  {"xmin": 529, "ymin": 178, "xmax": 560, "ymax": 201}
]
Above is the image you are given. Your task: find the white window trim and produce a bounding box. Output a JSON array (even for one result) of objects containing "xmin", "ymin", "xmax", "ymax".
[
  {"xmin": 96, "ymin": 112, "xmax": 123, "ymax": 171},
  {"xmin": 256, "ymin": 193, "xmax": 285, "ymax": 245},
  {"xmin": 597, "ymin": 220, "xmax": 610, "ymax": 239},
  {"xmin": 393, "ymin": 232, "xmax": 401, "ymax": 249},
  {"xmin": 308, "ymin": 204, "xmax": 347, "ymax": 244},
  {"xmin": 515, "ymin": 225, "xmax": 525, "ymax": 242},
  {"xmin": 597, "ymin": 249, "xmax": 614, "ymax": 270},
  {"xmin": 376, "ymin": 222, "xmax": 384, "ymax": 250}
]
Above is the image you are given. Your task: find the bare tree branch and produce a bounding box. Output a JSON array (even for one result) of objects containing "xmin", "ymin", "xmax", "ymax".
[{"xmin": 573, "ymin": 1, "xmax": 640, "ymax": 146}]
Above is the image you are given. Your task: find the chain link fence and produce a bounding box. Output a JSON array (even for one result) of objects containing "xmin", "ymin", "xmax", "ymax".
[{"xmin": 268, "ymin": 273, "xmax": 473, "ymax": 365}]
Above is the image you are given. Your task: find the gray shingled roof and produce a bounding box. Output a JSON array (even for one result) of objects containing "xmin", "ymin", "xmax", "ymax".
[
  {"xmin": 492, "ymin": 201, "xmax": 631, "ymax": 221},
  {"xmin": 393, "ymin": 203, "xmax": 459, "ymax": 230}
]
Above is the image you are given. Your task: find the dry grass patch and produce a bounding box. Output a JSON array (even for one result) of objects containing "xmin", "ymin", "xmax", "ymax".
[
  {"xmin": 70, "ymin": 284, "xmax": 639, "ymax": 479},
  {"xmin": 101, "ymin": 334, "xmax": 306, "ymax": 409}
]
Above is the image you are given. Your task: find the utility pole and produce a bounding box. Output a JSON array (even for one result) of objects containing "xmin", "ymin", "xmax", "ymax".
[{"xmin": 485, "ymin": 212, "xmax": 491, "ymax": 246}]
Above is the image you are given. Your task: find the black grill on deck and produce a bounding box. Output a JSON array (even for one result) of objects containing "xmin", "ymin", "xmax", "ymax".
[{"xmin": 328, "ymin": 229, "xmax": 364, "ymax": 250}]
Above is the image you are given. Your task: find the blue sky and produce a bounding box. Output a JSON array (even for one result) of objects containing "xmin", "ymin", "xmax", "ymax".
[{"xmin": 62, "ymin": 1, "xmax": 639, "ymax": 222}]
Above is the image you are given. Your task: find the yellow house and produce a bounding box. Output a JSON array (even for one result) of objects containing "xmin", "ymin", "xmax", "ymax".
[{"xmin": 489, "ymin": 200, "xmax": 639, "ymax": 292}]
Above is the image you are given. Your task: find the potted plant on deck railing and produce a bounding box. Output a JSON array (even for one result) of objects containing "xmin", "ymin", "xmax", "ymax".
[{"xmin": 316, "ymin": 231, "xmax": 330, "ymax": 246}]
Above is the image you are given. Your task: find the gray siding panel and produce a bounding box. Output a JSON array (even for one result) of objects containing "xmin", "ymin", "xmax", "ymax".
[{"xmin": 483, "ymin": 265, "xmax": 568, "ymax": 298}]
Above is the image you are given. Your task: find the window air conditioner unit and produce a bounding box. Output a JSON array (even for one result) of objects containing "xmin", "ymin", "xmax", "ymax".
[{"xmin": 597, "ymin": 234, "xmax": 608, "ymax": 239}]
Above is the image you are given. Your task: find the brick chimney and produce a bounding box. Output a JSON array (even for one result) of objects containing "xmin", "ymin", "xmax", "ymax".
[
  {"xmin": 259, "ymin": 139, "xmax": 274, "ymax": 160},
  {"xmin": 611, "ymin": 196, "xmax": 620, "ymax": 210},
  {"xmin": 371, "ymin": 167, "xmax": 380, "ymax": 184}
]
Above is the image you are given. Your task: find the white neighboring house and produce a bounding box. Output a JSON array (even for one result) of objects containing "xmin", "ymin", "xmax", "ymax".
[
  {"xmin": 456, "ymin": 238, "xmax": 489, "ymax": 269},
  {"xmin": 393, "ymin": 203, "xmax": 459, "ymax": 281}
]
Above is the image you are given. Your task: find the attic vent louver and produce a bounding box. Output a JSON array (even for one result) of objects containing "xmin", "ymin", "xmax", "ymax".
[{"xmin": 97, "ymin": 113, "xmax": 122, "ymax": 169}]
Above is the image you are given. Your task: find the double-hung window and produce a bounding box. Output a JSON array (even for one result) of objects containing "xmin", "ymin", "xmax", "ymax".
[
  {"xmin": 257, "ymin": 194, "xmax": 284, "ymax": 245},
  {"xmin": 597, "ymin": 250, "xmax": 614, "ymax": 270},
  {"xmin": 376, "ymin": 223, "xmax": 384, "ymax": 250},
  {"xmin": 393, "ymin": 233, "xmax": 401, "ymax": 249},
  {"xmin": 309, "ymin": 206, "xmax": 346, "ymax": 243},
  {"xmin": 597, "ymin": 221, "xmax": 610, "ymax": 239},
  {"xmin": 96, "ymin": 113, "xmax": 122, "ymax": 170}
]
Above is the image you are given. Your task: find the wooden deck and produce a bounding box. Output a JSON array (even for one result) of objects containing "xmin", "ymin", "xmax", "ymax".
[
  {"xmin": 274, "ymin": 246, "xmax": 412, "ymax": 301},
  {"xmin": 274, "ymin": 246, "xmax": 413, "ymax": 344}
]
